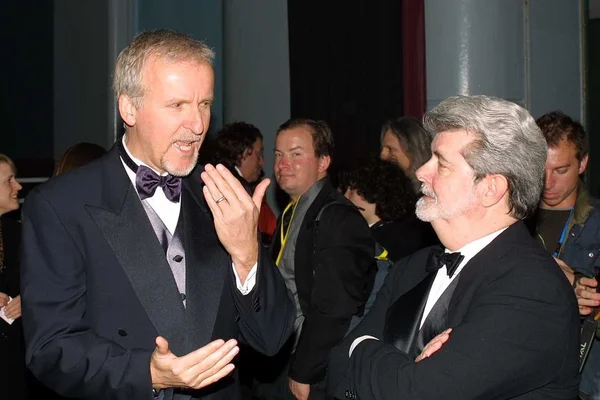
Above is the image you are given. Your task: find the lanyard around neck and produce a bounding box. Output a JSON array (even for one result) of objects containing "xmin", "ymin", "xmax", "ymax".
[
  {"xmin": 553, "ymin": 208, "xmax": 574, "ymax": 258},
  {"xmin": 276, "ymin": 198, "xmax": 301, "ymax": 266}
]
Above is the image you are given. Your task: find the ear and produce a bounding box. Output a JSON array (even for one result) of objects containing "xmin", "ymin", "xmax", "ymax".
[
  {"xmin": 318, "ymin": 155, "xmax": 331, "ymax": 173},
  {"xmin": 118, "ymin": 95, "xmax": 137, "ymax": 127},
  {"xmin": 480, "ymin": 174, "xmax": 509, "ymax": 208},
  {"xmin": 578, "ymin": 155, "xmax": 589, "ymax": 175}
]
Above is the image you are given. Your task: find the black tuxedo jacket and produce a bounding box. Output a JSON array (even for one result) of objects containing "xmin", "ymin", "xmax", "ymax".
[
  {"xmin": 328, "ymin": 222, "xmax": 580, "ymax": 400},
  {"xmin": 271, "ymin": 180, "xmax": 376, "ymax": 384},
  {"xmin": 20, "ymin": 147, "xmax": 294, "ymax": 400}
]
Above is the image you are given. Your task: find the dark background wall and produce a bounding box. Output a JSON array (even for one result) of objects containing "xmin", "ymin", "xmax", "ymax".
[
  {"xmin": 587, "ymin": 16, "xmax": 600, "ymax": 196},
  {"xmin": 287, "ymin": 0, "xmax": 404, "ymax": 171},
  {"xmin": 1, "ymin": 1, "xmax": 54, "ymax": 175}
]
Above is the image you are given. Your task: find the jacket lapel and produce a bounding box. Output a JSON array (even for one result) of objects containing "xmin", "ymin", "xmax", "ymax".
[
  {"xmin": 448, "ymin": 222, "xmax": 524, "ymax": 311},
  {"xmin": 84, "ymin": 147, "xmax": 187, "ymax": 354},
  {"xmin": 384, "ymin": 268, "xmax": 435, "ymax": 354},
  {"xmin": 181, "ymin": 168, "xmax": 229, "ymax": 349}
]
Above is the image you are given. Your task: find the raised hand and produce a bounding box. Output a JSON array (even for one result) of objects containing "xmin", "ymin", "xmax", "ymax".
[{"xmin": 201, "ymin": 164, "xmax": 270, "ymax": 283}]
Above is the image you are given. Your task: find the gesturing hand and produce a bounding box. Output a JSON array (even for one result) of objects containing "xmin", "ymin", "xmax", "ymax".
[
  {"xmin": 150, "ymin": 336, "xmax": 239, "ymax": 390},
  {"xmin": 201, "ymin": 164, "xmax": 270, "ymax": 283}
]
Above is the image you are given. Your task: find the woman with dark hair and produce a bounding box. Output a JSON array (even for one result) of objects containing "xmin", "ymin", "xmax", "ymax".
[
  {"xmin": 339, "ymin": 157, "xmax": 436, "ymax": 329},
  {"xmin": 380, "ymin": 116, "xmax": 432, "ymax": 192},
  {"xmin": 54, "ymin": 142, "xmax": 107, "ymax": 176}
]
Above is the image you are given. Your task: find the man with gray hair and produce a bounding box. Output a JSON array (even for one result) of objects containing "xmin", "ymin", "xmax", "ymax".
[
  {"xmin": 20, "ymin": 29, "xmax": 294, "ymax": 400},
  {"xmin": 328, "ymin": 95, "xmax": 580, "ymax": 399}
]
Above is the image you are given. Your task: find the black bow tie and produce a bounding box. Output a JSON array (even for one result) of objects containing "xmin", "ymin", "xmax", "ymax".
[
  {"xmin": 117, "ymin": 139, "xmax": 182, "ymax": 202},
  {"xmin": 427, "ymin": 248, "xmax": 464, "ymax": 278}
]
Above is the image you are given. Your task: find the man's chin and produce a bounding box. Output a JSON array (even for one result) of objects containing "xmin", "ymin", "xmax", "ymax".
[
  {"xmin": 164, "ymin": 155, "xmax": 199, "ymax": 177},
  {"xmin": 165, "ymin": 162, "xmax": 196, "ymax": 177}
]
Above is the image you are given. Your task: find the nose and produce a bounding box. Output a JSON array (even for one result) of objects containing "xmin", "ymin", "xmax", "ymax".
[
  {"xmin": 544, "ymin": 170, "xmax": 554, "ymax": 190},
  {"xmin": 185, "ymin": 107, "xmax": 209, "ymax": 136},
  {"xmin": 380, "ymin": 148, "xmax": 388, "ymax": 160},
  {"xmin": 13, "ymin": 180, "xmax": 22, "ymax": 192},
  {"xmin": 415, "ymin": 157, "xmax": 433, "ymax": 186},
  {"xmin": 275, "ymin": 155, "xmax": 289, "ymax": 171}
]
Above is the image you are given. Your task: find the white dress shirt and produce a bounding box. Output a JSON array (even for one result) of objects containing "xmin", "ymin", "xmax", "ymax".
[
  {"xmin": 120, "ymin": 136, "xmax": 257, "ymax": 295},
  {"xmin": 349, "ymin": 226, "xmax": 508, "ymax": 357}
]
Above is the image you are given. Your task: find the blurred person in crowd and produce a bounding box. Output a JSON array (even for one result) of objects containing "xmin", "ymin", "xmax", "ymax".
[
  {"xmin": 339, "ymin": 157, "xmax": 437, "ymax": 331},
  {"xmin": 211, "ymin": 122, "xmax": 277, "ymax": 243},
  {"xmin": 533, "ymin": 110, "xmax": 600, "ymax": 399},
  {"xmin": 256, "ymin": 118, "xmax": 375, "ymax": 400},
  {"xmin": 380, "ymin": 116, "xmax": 432, "ymax": 191},
  {"xmin": 54, "ymin": 142, "xmax": 107, "ymax": 176}
]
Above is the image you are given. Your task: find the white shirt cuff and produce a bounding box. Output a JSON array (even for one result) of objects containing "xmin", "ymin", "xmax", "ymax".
[
  {"xmin": 232, "ymin": 262, "xmax": 257, "ymax": 295},
  {"xmin": 349, "ymin": 335, "xmax": 379, "ymax": 357}
]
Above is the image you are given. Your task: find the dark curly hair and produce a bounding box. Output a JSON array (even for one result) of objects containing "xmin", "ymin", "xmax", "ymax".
[
  {"xmin": 211, "ymin": 122, "xmax": 263, "ymax": 167},
  {"xmin": 339, "ymin": 157, "xmax": 416, "ymax": 221},
  {"xmin": 536, "ymin": 111, "xmax": 588, "ymax": 161}
]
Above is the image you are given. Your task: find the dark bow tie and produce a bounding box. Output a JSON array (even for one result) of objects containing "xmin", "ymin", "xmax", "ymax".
[
  {"xmin": 427, "ymin": 248, "xmax": 464, "ymax": 278},
  {"xmin": 135, "ymin": 166, "xmax": 181, "ymax": 202},
  {"xmin": 117, "ymin": 139, "xmax": 182, "ymax": 202}
]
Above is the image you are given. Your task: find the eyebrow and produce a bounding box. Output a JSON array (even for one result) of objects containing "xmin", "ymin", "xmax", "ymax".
[
  {"xmin": 276, "ymin": 146, "xmax": 304, "ymax": 152},
  {"xmin": 433, "ymin": 150, "xmax": 450, "ymax": 164}
]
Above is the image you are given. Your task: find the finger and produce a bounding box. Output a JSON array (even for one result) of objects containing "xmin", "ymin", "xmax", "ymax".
[
  {"xmin": 155, "ymin": 336, "xmax": 171, "ymax": 355},
  {"xmin": 203, "ymin": 185, "xmax": 224, "ymax": 220},
  {"xmin": 176, "ymin": 339, "xmax": 234, "ymax": 373},
  {"xmin": 195, "ymin": 363, "xmax": 236, "ymax": 389},
  {"xmin": 252, "ymin": 179, "xmax": 270, "ymax": 211},
  {"xmin": 191, "ymin": 344, "xmax": 239, "ymax": 385},
  {"xmin": 214, "ymin": 164, "xmax": 253, "ymax": 205},
  {"xmin": 202, "ymin": 164, "xmax": 243, "ymax": 210},
  {"xmin": 580, "ymin": 306, "xmax": 594, "ymax": 316},
  {"xmin": 201, "ymin": 169, "xmax": 227, "ymax": 206},
  {"xmin": 582, "ymin": 290, "xmax": 600, "ymax": 301},
  {"xmin": 581, "ymin": 277, "xmax": 599, "ymax": 288},
  {"xmin": 578, "ymin": 298, "xmax": 600, "ymax": 308}
]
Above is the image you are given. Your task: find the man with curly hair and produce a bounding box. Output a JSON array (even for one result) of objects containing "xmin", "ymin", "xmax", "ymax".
[{"xmin": 340, "ymin": 157, "xmax": 436, "ymax": 330}]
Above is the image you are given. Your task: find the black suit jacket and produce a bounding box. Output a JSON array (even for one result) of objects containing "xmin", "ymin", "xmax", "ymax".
[
  {"xmin": 20, "ymin": 147, "xmax": 294, "ymax": 400},
  {"xmin": 272, "ymin": 180, "xmax": 376, "ymax": 384},
  {"xmin": 328, "ymin": 222, "xmax": 580, "ymax": 400}
]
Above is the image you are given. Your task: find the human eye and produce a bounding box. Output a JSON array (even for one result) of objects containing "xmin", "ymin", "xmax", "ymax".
[{"xmin": 556, "ymin": 167, "xmax": 568, "ymax": 175}]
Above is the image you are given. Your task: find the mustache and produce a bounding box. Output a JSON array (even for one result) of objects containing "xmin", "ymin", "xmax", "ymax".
[
  {"xmin": 172, "ymin": 133, "xmax": 202, "ymax": 143},
  {"xmin": 420, "ymin": 184, "xmax": 436, "ymax": 199}
]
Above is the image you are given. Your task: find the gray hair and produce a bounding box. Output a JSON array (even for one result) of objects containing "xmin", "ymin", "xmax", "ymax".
[
  {"xmin": 423, "ymin": 95, "xmax": 546, "ymax": 220},
  {"xmin": 113, "ymin": 29, "xmax": 214, "ymax": 107}
]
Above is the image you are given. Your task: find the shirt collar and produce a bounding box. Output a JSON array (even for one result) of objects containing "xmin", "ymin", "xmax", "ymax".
[{"xmin": 121, "ymin": 134, "xmax": 168, "ymax": 176}]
